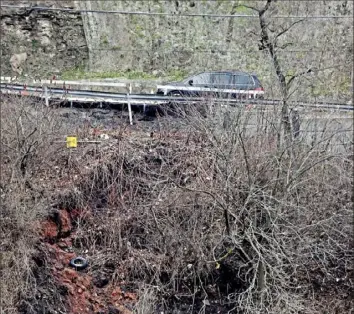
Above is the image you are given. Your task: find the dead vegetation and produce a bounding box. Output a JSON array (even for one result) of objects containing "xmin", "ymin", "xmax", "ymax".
[
  {"xmin": 65, "ymin": 105, "xmax": 352, "ymax": 313},
  {"xmin": 0, "ymin": 96, "xmax": 353, "ymax": 313},
  {"xmin": 0, "ymin": 96, "xmax": 67, "ymax": 313}
]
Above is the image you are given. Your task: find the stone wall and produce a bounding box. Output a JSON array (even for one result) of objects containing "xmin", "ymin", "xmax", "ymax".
[{"xmin": 0, "ymin": 0, "xmax": 88, "ymax": 78}]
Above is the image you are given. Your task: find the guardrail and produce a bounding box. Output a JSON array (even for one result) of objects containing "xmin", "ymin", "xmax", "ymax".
[
  {"xmin": 1, "ymin": 83, "xmax": 353, "ymax": 125},
  {"xmin": 0, "ymin": 76, "xmax": 156, "ymax": 94}
]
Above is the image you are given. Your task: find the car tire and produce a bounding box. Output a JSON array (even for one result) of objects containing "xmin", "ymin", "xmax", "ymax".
[
  {"xmin": 167, "ymin": 90, "xmax": 182, "ymax": 97},
  {"xmin": 69, "ymin": 256, "xmax": 88, "ymax": 270}
]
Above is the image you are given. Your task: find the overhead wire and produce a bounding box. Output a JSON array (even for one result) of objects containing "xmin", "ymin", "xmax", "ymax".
[
  {"xmin": 81, "ymin": 47, "xmax": 351, "ymax": 54},
  {"xmin": 1, "ymin": 4, "xmax": 353, "ymax": 19}
]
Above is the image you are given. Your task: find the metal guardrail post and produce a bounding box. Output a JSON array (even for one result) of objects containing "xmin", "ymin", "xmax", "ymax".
[
  {"xmin": 44, "ymin": 85, "xmax": 49, "ymax": 107},
  {"xmin": 127, "ymin": 93, "xmax": 133, "ymax": 125}
]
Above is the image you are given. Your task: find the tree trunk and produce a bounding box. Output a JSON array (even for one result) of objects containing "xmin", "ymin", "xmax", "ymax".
[{"xmin": 258, "ymin": 1, "xmax": 293, "ymax": 145}]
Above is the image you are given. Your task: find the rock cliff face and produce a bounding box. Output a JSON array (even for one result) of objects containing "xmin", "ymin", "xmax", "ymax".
[{"xmin": 1, "ymin": 0, "xmax": 88, "ymax": 77}]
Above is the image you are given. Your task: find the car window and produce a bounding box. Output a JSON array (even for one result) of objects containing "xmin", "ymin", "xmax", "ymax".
[
  {"xmin": 211, "ymin": 73, "xmax": 232, "ymax": 86},
  {"xmin": 252, "ymin": 75, "xmax": 262, "ymax": 88},
  {"xmin": 190, "ymin": 73, "xmax": 211, "ymax": 85},
  {"xmin": 233, "ymin": 75, "xmax": 253, "ymax": 86}
]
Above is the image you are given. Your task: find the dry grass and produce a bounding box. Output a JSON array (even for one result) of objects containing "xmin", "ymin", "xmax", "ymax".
[
  {"xmin": 69, "ymin": 104, "xmax": 353, "ymax": 313},
  {"xmin": 0, "ymin": 96, "xmax": 71, "ymax": 313},
  {"xmin": 0, "ymin": 96, "xmax": 352, "ymax": 313}
]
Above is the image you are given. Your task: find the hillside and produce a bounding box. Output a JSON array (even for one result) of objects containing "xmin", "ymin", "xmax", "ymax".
[
  {"xmin": 1, "ymin": 0, "xmax": 353, "ymax": 101},
  {"xmin": 1, "ymin": 95, "xmax": 353, "ymax": 314},
  {"xmin": 0, "ymin": 2, "xmax": 353, "ymax": 314}
]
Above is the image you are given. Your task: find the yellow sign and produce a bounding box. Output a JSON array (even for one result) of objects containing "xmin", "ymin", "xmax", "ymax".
[{"xmin": 66, "ymin": 136, "xmax": 77, "ymax": 148}]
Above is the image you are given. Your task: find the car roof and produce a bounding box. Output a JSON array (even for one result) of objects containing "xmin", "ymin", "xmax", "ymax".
[
  {"xmin": 182, "ymin": 71, "xmax": 261, "ymax": 83},
  {"xmin": 198, "ymin": 70, "xmax": 252, "ymax": 76}
]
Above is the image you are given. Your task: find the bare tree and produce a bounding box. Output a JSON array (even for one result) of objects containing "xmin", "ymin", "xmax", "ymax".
[{"xmin": 233, "ymin": 0, "xmax": 311, "ymax": 147}]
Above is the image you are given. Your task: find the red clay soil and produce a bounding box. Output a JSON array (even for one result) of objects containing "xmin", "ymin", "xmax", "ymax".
[{"xmin": 40, "ymin": 208, "xmax": 136, "ymax": 314}]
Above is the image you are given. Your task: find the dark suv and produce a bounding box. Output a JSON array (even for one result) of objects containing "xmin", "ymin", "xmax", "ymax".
[{"xmin": 156, "ymin": 71, "xmax": 264, "ymax": 99}]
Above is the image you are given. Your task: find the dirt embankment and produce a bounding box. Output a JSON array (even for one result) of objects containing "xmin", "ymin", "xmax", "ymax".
[
  {"xmin": 3, "ymin": 97, "xmax": 352, "ymax": 314},
  {"xmin": 40, "ymin": 206, "xmax": 137, "ymax": 314}
]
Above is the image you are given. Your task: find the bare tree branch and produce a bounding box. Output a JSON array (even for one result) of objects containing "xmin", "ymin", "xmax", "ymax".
[
  {"xmin": 237, "ymin": 4, "xmax": 260, "ymax": 13},
  {"xmin": 287, "ymin": 68, "xmax": 313, "ymax": 88},
  {"xmin": 275, "ymin": 42, "xmax": 294, "ymax": 50},
  {"xmin": 274, "ymin": 19, "xmax": 305, "ymax": 41}
]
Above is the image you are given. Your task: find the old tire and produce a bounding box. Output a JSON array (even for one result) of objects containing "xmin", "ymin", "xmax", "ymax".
[{"xmin": 69, "ymin": 256, "xmax": 88, "ymax": 270}]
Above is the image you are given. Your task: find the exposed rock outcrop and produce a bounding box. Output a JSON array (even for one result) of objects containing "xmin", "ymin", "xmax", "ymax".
[
  {"xmin": 10, "ymin": 52, "xmax": 27, "ymax": 75},
  {"xmin": 1, "ymin": 0, "xmax": 88, "ymax": 77}
]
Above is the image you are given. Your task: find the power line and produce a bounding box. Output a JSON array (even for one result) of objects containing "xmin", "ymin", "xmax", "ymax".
[
  {"xmin": 1, "ymin": 5, "xmax": 352, "ymax": 19},
  {"xmin": 83, "ymin": 48, "xmax": 351, "ymax": 54},
  {"xmin": 66, "ymin": 46, "xmax": 352, "ymax": 54}
]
